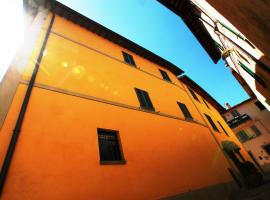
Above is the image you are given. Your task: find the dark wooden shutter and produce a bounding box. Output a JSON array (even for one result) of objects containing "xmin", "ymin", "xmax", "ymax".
[
  {"xmin": 205, "ymin": 114, "xmax": 219, "ymax": 131},
  {"xmin": 159, "ymin": 69, "xmax": 171, "ymax": 82},
  {"xmin": 177, "ymin": 102, "xmax": 193, "ymax": 119},
  {"xmin": 217, "ymin": 121, "xmax": 228, "ymax": 136},
  {"xmin": 98, "ymin": 129, "xmax": 122, "ymax": 161},
  {"xmin": 122, "ymin": 51, "xmax": 136, "ymax": 66},
  {"xmin": 188, "ymin": 88, "xmax": 200, "ymax": 102},
  {"xmin": 135, "ymin": 88, "xmax": 154, "ymax": 111},
  {"xmin": 202, "ymin": 99, "xmax": 210, "ymax": 109}
]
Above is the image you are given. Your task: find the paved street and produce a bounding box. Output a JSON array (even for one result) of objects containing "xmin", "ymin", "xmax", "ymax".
[{"xmin": 236, "ymin": 179, "xmax": 270, "ymax": 200}]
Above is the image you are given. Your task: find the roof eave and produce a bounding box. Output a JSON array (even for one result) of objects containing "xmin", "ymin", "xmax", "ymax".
[{"xmin": 52, "ymin": 1, "xmax": 184, "ymax": 76}]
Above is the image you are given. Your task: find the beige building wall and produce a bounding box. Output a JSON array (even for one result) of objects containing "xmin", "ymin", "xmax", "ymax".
[{"xmin": 223, "ymin": 99, "xmax": 270, "ymax": 172}]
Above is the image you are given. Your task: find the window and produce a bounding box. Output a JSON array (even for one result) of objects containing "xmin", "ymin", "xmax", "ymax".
[
  {"xmin": 217, "ymin": 121, "xmax": 228, "ymax": 136},
  {"xmin": 236, "ymin": 130, "xmax": 249, "ymax": 143},
  {"xmin": 204, "ymin": 114, "xmax": 219, "ymax": 132},
  {"xmin": 251, "ymin": 125, "xmax": 262, "ymax": 137},
  {"xmin": 254, "ymin": 101, "xmax": 266, "ymax": 111},
  {"xmin": 231, "ymin": 110, "xmax": 240, "ymax": 118},
  {"xmin": 122, "ymin": 51, "xmax": 136, "ymax": 66},
  {"xmin": 159, "ymin": 69, "xmax": 171, "ymax": 82},
  {"xmin": 262, "ymin": 144, "xmax": 270, "ymax": 155},
  {"xmin": 97, "ymin": 128, "xmax": 125, "ymax": 164},
  {"xmin": 202, "ymin": 99, "xmax": 210, "ymax": 109},
  {"xmin": 177, "ymin": 102, "xmax": 193, "ymax": 120},
  {"xmin": 135, "ymin": 88, "xmax": 155, "ymax": 111},
  {"xmin": 188, "ymin": 88, "xmax": 200, "ymax": 102}
]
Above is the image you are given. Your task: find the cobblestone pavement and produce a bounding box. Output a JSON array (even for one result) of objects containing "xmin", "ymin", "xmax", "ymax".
[{"xmin": 235, "ymin": 180, "xmax": 270, "ymax": 200}]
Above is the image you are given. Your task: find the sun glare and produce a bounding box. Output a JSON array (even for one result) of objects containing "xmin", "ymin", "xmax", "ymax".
[{"xmin": 0, "ymin": 0, "xmax": 24, "ymax": 82}]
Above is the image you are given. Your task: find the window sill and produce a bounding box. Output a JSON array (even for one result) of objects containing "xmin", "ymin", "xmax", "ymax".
[
  {"xmin": 100, "ymin": 160, "xmax": 126, "ymax": 165},
  {"xmin": 139, "ymin": 107, "xmax": 155, "ymax": 112}
]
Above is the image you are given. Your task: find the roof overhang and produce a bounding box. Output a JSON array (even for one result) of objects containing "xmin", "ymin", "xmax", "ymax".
[
  {"xmin": 52, "ymin": 1, "xmax": 184, "ymax": 76},
  {"xmin": 158, "ymin": 0, "xmax": 221, "ymax": 63}
]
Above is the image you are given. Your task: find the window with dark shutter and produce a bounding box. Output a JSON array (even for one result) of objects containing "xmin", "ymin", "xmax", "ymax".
[
  {"xmin": 159, "ymin": 69, "xmax": 171, "ymax": 82},
  {"xmin": 262, "ymin": 144, "xmax": 270, "ymax": 155},
  {"xmin": 231, "ymin": 110, "xmax": 240, "ymax": 118},
  {"xmin": 188, "ymin": 88, "xmax": 200, "ymax": 102},
  {"xmin": 217, "ymin": 121, "xmax": 228, "ymax": 136},
  {"xmin": 122, "ymin": 51, "xmax": 136, "ymax": 66},
  {"xmin": 254, "ymin": 101, "xmax": 266, "ymax": 111},
  {"xmin": 97, "ymin": 129, "xmax": 125, "ymax": 164},
  {"xmin": 177, "ymin": 102, "xmax": 193, "ymax": 120},
  {"xmin": 204, "ymin": 114, "xmax": 219, "ymax": 132},
  {"xmin": 202, "ymin": 99, "xmax": 210, "ymax": 109},
  {"xmin": 135, "ymin": 88, "xmax": 154, "ymax": 111},
  {"xmin": 251, "ymin": 125, "xmax": 261, "ymax": 136},
  {"xmin": 236, "ymin": 130, "xmax": 249, "ymax": 143}
]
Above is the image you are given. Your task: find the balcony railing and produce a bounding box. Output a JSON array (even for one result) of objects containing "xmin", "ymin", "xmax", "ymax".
[{"xmin": 227, "ymin": 114, "xmax": 251, "ymax": 129}]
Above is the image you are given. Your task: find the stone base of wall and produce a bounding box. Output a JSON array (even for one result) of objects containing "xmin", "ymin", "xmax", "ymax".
[
  {"xmin": 160, "ymin": 182, "xmax": 240, "ymax": 200},
  {"xmin": 262, "ymin": 164, "xmax": 270, "ymax": 175}
]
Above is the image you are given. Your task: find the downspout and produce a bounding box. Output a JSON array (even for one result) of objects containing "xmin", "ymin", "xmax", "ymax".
[{"xmin": 0, "ymin": 7, "xmax": 55, "ymax": 194}]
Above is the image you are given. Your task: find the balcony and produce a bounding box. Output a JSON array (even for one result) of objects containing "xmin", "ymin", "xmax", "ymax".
[{"xmin": 227, "ymin": 114, "xmax": 252, "ymax": 129}]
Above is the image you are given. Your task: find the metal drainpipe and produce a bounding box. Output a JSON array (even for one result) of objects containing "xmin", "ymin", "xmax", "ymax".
[{"xmin": 0, "ymin": 9, "xmax": 55, "ymax": 195}]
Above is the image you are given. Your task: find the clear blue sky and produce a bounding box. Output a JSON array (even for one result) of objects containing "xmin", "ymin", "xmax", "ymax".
[{"xmin": 58, "ymin": 0, "xmax": 249, "ymax": 107}]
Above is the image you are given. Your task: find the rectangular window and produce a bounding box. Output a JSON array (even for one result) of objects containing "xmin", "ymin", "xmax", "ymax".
[
  {"xmin": 231, "ymin": 110, "xmax": 240, "ymax": 118},
  {"xmin": 236, "ymin": 130, "xmax": 249, "ymax": 143},
  {"xmin": 135, "ymin": 88, "xmax": 155, "ymax": 111},
  {"xmin": 262, "ymin": 144, "xmax": 270, "ymax": 155},
  {"xmin": 254, "ymin": 101, "xmax": 266, "ymax": 111},
  {"xmin": 122, "ymin": 51, "xmax": 136, "ymax": 66},
  {"xmin": 217, "ymin": 121, "xmax": 229, "ymax": 136},
  {"xmin": 202, "ymin": 99, "xmax": 210, "ymax": 109},
  {"xmin": 204, "ymin": 114, "xmax": 219, "ymax": 132},
  {"xmin": 159, "ymin": 69, "xmax": 171, "ymax": 82},
  {"xmin": 97, "ymin": 128, "xmax": 125, "ymax": 164},
  {"xmin": 188, "ymin": 88, "xmax": 200, "ymax": 102},
  {"xmin": 251, "ymin": 125, "xmax": 262, "ymax": 137},
  {"xmin": 177, "ymin": 102, "xmax": 193, "ymax": 120}
]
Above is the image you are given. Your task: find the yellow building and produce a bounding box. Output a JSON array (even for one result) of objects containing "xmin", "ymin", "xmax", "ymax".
[{"xmin": 0, "ymin": 1, "xmax": 259, "ymax": 199}]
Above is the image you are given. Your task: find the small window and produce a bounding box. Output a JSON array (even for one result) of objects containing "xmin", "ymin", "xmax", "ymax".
[
  {"xmin": 188, "ymin": 88, "xmax": 200, "ymax": 102},
  {"xmin": 204, "ymin": 114, "xmax": 219, "ymax": 132},
  {"xmin": 202, "ymin": 99, "xmax": 210, "ymax": 109},
  {"xmin": 231, "ymin": 110, "xmax": 240, "ymax": 118},
  {"xmin": 254, "ymin": 101, "xmax": 266, "ymax": 111},
  {"xmin": 262, "ymin": 144, "xmax": 270, "ymax": 155},
  {"xmin": 122, "ymin": 51, "xmax": 136, "ymax": 66},
  {"xmin": 97, "ymin": 128, "xmax": 125, "ymax": 164},
  {"xmin": 217, "ymin": 121, "xmax": 229, "ymax": 136},
  {"xmin": 159, "ymin": 69, "xmax": 171, "ymax": 82},
  {"xmin": 135, "ymin": 88, "xmax": 155, "ymax": 111},
  {"xmin": 177, "ymin": 102, "xmax": 193, "ymax": 120},
  {"xmin": 236, "ymin": 130, "xmax": 249, "ymax": 143},
  {"xmin": 251, "ymin": 125, "xmax": 261, "ymax": 137}
]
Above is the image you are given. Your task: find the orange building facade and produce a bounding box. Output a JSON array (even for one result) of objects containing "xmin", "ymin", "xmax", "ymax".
[{"xmin": 0, "ymin": 1, "xmax": 258, "ymax": 199}]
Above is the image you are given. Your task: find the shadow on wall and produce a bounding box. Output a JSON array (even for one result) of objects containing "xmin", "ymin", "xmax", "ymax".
[{"xmin": 255, "ymin": 56, "xmax": 270, "ymax": 106}]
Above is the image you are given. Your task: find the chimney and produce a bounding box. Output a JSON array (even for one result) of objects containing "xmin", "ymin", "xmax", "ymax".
[{"xmin": 225, "ymin": 102, "xmax": 231, "ymax": 109}]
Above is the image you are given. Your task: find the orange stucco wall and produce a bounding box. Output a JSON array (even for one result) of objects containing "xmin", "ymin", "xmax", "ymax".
[
  {"xmin": 183, "ymin": 84, "xmax": 253, "ymax": 162},
  {"xmin": 0, "ymin": 13, "xmax": 234, "ymax": 199}
]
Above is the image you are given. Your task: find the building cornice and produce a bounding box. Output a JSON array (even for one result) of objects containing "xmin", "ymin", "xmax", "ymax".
[{"xmin": 52, "ymin": 1, "xmax": 184, "ymax": 76}]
